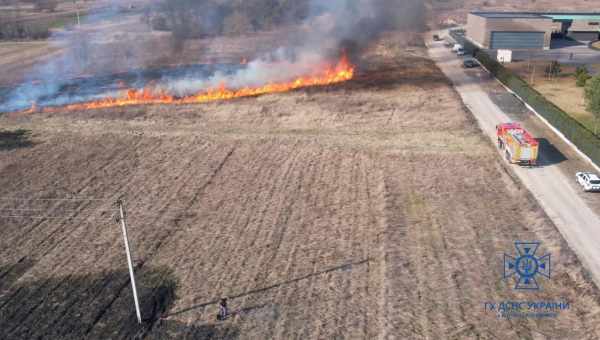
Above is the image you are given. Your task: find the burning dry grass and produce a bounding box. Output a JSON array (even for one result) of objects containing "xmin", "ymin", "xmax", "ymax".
[
  {"xmin": 25, "ymin": 55, "xmax": 355, "ymax": 113},
  {"xmin": 1, "ymin": 32, "xmax": 600, "ymax": 339}
]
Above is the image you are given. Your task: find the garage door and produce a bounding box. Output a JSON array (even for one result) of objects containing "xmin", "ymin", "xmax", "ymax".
[
  {"xmin": 490, "ymin": 31, "xmax": 545, "ymax": 49},
  {"xmin": 568, "ymin": 31, "xmax": 600, "ymax": 42}
]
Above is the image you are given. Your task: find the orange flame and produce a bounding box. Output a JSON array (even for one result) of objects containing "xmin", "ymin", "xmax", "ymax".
[{"xmin": 32, "ymin": 56, "xmax": 354, "ymax": 113}]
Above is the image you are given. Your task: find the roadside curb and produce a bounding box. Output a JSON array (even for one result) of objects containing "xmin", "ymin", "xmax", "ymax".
[{"xmin": 477, "ymin": 62, "xmax": 600, "ymax": 174}]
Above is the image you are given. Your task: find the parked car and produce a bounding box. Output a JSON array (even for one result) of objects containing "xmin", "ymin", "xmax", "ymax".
[
  {"xmin": 433, "ymin": 34, "xmax": 441, "ymax": 41},
  {"xmin": 456, "ymin": 48, "xmax": 466, "ymax": 56},
  {"xmin": 576, "ymin": 172, "xmax": 600, "ymax": 192},
  {"xmin": 463, "ymin": 59, "xmax": 480, "ymax": 68},
  {"xmin": 452, "ymin": 44, "xmax": 463, "ymax": 52}
]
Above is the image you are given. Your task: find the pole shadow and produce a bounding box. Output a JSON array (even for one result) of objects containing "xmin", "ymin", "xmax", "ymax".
[
  {"xmin": 0, "ymin": 265, "xmax": 239, "ymax": 339},
  {"xmin": 167, "ymin": 258, "xmax": 369, "ymax": 318}
]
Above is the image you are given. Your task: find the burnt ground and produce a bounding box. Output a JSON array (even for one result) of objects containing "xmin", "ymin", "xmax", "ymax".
[{"xmin": 2, "ymin": 32, "xmax": 600, "ymax": 339}]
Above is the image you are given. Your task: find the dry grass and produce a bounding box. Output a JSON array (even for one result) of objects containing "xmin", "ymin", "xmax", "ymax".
[
  {"xmin": 0, "ymin": 41, "xmax": 62, "ymax": 86},
  {"xmin": 2, "ymin": 32, "xmax": 600, "ymax": 339}
]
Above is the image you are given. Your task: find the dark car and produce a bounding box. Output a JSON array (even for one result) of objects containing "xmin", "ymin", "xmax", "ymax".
[
  {"xmin": 433, "ymin": 34, "xmax": 441, "ymax": 41},
  {"xmin": 463, "ymin": 59, "xmax": 480, "ymax": 68}
]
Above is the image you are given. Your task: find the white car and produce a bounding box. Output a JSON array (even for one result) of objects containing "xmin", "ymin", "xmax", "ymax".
[
  {"xmin": 576, "ymin": 172, "xmax": 600, "ymax": 192},
  {"xmin": 456, "ymin": 48, "xmax": 466, "ymax": 56}
]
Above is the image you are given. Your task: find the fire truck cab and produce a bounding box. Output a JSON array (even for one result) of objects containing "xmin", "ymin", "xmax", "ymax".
[{"xmin": 496, "ymin": 122, "xmax": 539, "ymax": 166}]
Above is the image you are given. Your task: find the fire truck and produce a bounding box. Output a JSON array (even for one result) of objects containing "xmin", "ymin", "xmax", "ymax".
[{"xmin": 496, "ymin": 122, "xmax": 539, "ymax": 166}]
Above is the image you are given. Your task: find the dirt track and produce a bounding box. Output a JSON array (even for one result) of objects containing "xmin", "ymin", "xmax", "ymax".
[{"xmin": 2, "ymin": 32, "xmax": 600, "ymax": 339}]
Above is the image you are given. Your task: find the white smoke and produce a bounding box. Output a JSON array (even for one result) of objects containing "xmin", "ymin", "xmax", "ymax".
[
  {"xmin": 1, "ymin": 0, "xmax": 422, "ymax": 112},
  {"xmin": 155, "ymin": 49, "xmax": 330, "ymax": 96}
]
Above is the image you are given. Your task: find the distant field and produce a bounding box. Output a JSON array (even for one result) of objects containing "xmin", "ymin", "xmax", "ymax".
[
  {"xmin": 0, "ymin": 0, "xmax": 132, "ymax": 42},
  {"xmin": 0, "ymin": 41, "xmax": 62, "ymax": 86},
  {"xmin": 0, "ymin": 0, "xmax": 112, "ymax": 23},
  {"xmin": 0, "ymin": 1, "xmax": 86, "ymax": 29}
]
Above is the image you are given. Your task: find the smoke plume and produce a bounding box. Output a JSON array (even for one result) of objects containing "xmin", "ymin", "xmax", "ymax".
[{"xmin": 2, "ymin": 0, "xmax": 424, "ymax": 112}]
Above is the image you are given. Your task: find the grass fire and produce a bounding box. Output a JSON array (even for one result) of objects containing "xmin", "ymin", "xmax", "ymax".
[
  {"xmin": 4, "ymin": 0, "xmax": 600, "ymax": 339},
  {"xmin": 25, "ymin": 55, "xmax": 354, "ymax": 113}
]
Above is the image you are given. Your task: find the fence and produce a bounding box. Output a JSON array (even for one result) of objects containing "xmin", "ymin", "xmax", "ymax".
[{"xmin": 469, "ymin": 45, "xmax": 600, "ymax": 166}]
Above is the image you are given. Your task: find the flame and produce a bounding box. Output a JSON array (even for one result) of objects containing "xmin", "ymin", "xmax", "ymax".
[
  {"xmin": 25, "ymin": 102, "xmax": 38, "ymax": 114},
  {"xmin": 31, "ymin": 55, "xmax": 354, "ymax": 113}
]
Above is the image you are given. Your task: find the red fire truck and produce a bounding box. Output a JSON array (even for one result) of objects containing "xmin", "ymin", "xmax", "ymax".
[{"xmin": 496, "ymin": 122, "xmax": 539, "ymax": 166}]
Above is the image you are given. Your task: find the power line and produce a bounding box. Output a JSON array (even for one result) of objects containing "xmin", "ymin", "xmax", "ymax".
[
  {"xmin": 0, "ymin": 197, "xmax": 110, "ymax": 202},
  {"xmin": 0, "ymin": 206, "xmax": 193, "ymax": 212},
  {"xmin": 0, "ymin": 213, "xmax": 194, "ymax": 220},
  {"xmin": 0, "ymin": 208, "xmax": 113, "ymax": 213},
  {"xmin": 0, "ymin": 201, "xmax": 195, "ymax": 214},
  {"xmin": 0, "ymin": 196, "xmax": 198, "ymax": 221},
  {"xmin": 0, "ymin": 214, "xmax": 115, "ymax": 220}
]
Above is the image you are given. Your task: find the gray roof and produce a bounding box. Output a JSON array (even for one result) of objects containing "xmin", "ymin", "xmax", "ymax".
[
  {"xmin": 471, "ymin": 11, "xmax": 600, "ymax": 21},
  {"xmin": 471, "ymin": 12, "xmax": 548, "ymax": 19}
]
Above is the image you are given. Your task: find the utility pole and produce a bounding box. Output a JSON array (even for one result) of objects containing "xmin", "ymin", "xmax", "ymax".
[
  {"xmin": 117, "ymin": 199, "xmax": 142, "ymax": 324},
  {"xmin": 73, "ymin": 0, "xmax": 80, "ymax": 26}
]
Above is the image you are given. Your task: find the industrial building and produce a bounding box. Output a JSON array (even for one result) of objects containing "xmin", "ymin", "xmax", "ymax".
[{"xmin": 467, "ymin": 12, "xmax": 600, "ymax": 50}]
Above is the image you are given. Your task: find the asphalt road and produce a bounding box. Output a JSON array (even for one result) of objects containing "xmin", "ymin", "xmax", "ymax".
[
  {"xmin": 428, "ymin": 39, "xmax": 600, "ymax": 288},
  {"xmin": 512, "ymin": 39, "xmax": 600, "ymax": 66}
]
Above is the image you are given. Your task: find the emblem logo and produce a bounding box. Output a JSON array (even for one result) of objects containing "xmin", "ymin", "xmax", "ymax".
[{"xmin": 503, "ymin": 241, "xmax": 551, "ymax": 290}]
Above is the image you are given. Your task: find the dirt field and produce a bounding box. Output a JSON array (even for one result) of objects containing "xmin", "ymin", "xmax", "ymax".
[
  {"xmin": 2, "ymin": 32, "xmax": 600, "ymax": 339},
  {"xmin": 0, "ymin": 0, "xmax": 129, "ymax": 24},
  {"xmin": 0, "ymin": 41, "xmax": 63, "ymax": 86}
]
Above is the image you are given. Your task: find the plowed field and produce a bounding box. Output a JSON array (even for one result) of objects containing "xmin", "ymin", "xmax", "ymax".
[{"xmin": 1, "ymin": 32, "xmax": 600, "ymax": 339}]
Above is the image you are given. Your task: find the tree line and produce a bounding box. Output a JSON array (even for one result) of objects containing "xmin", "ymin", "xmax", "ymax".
[
  {"xmin": 143, "ymin": 0, "xmax": 310, "ymax": 38},
  {"xmin": 0, "ymin": 0, "xmax": 61, "ymax": 40}
]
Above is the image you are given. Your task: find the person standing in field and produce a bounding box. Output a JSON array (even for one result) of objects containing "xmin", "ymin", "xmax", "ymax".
[{"xmin": 217, "ymin": 297, "xmax": 229, "ymax": 321}]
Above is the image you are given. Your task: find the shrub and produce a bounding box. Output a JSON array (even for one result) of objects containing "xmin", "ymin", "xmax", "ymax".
[
  {"xmin": 150, "ymin": 15, "xmax": 168, "ymax": 31},
  {"xmin": 585, "ymin": 76, "xmax": 600, "ymax": 133},
  {"xmin": 576, "ymin": 67, "xmax": 591, "ymax": 87},
  {"xmin": 0, "ymin": 22, "xmax": 50, "ymax": 40}
]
